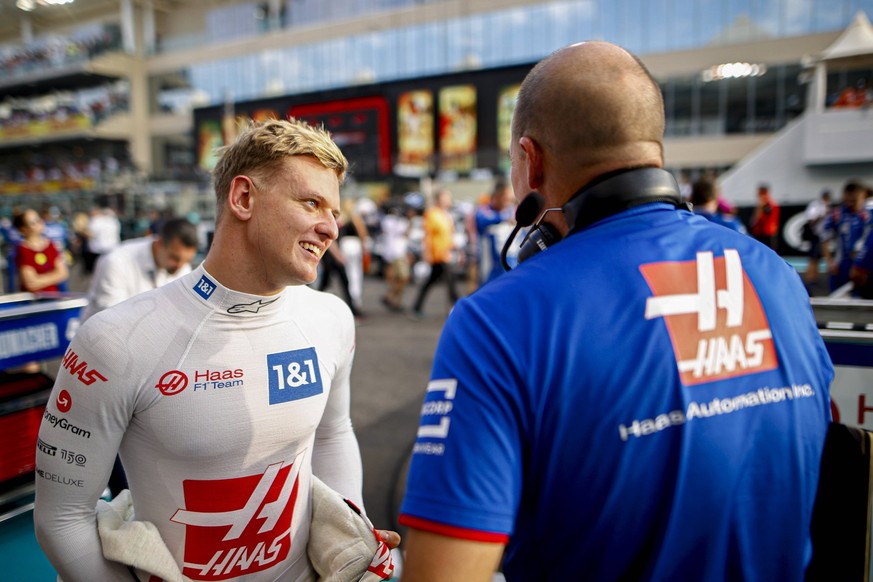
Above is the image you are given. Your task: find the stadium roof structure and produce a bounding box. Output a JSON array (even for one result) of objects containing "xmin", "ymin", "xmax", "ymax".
[{"xmin": 818, "ymin": 10, "xmax": 873, "ymax": 67}]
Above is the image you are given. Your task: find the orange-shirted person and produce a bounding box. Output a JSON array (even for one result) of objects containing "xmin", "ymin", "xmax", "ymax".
[
  {"xmin": 833, "ymin": 79, "xmax": 871, "ymax": 108},
  {"xmin": 410, "ymin": 189, "xmax": 460, "ymax": 318}
]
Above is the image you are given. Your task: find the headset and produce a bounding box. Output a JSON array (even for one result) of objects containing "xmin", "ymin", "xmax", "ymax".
[{"xmin": 500, "ymin": 166, "xmax": 690, "ymax": 271}]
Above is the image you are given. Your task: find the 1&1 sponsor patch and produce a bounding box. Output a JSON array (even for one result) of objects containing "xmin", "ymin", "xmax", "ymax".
[{"xmin": 267, "ymin": 348, "xmax": 323, "ymax": 404}]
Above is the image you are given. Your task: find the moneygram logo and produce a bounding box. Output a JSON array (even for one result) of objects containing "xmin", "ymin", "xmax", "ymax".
[
  {"xmin": 156, "ymin": 370, "xmax": 188, "ymax": 396},
  {"xmin": 56, "ymin": 389, "xmax": 72, "ymax": 413},
  {"xmin": 640, "ymin": 249, "xmax": 777, "ymax": 385},
  {"xmin": 42, "ymin": 409, "xmax": 91, "ymax": 439},
  {"xmin": 171, "ymin": 461, "xmax": 301, "ymax": 580}
]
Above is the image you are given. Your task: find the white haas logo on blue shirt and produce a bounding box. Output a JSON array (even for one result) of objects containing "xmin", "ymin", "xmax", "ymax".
[{"xmin": 641, "ymin": 249, "xmax": 778, "ymax": 385}]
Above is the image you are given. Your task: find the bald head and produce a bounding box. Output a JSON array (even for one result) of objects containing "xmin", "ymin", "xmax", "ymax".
[{"xmin": 512, "ymin": 42, "xmax": 665, "ymax": 170}]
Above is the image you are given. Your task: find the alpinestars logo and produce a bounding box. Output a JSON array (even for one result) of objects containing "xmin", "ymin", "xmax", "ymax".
[
  {"xmin": 640, "ymin": 249, "xmax": 778, "ymax": 385},
  {"xmin": 227, "ymin": 298, "xmax": 278, "ymax": 314},
  {"xmin": 171, "ymin": 460, "xmax": 301, "ymax": 580}
]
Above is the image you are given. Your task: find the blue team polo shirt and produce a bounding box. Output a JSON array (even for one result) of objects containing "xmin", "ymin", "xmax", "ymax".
[{"xmin": 401, "ymin": 203, "xmax": 833, "ymax": 581}]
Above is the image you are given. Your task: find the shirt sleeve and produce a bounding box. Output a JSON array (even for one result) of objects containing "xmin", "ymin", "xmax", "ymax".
[
  {"xmin": 400, "ymin": 299, "xmax": 525, "ymax": 541},
  {"xmin": 83, "ymin": 252, "xmax": 131, "ymax": 321},
  {"xmin": 821, "ymin": 213, "xmax": 836, "ymax": 239},
  {"xmin": 33, "ymin": 321, "xmax": 137, "ymax": 580},
  {"xmin": 855, "ymin": 227, "xmax": 873, "ymax": 271},
  {"xmin": 311, "ymin": 306, "xmax": 364, "ymax": 509}
]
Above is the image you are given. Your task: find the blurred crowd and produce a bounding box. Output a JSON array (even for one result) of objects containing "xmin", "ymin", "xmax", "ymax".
[
  {"xmin": 0, "ymin": 81, "xmax": 130, "ymax": 133},
  {"xmin": 2, "ymin": 173, "xmax": 872, "ymax": 306},
  {"xmin": 322, "ymin": 174, "xmax": 873, "ymax": 318},
  {"xmin": 828, "ymin": 78, "xmax": 873, "ymax": 109},
  {"xmin": 0, "ymin": 152, "xmax": 132, "ymax": 195},
  {"xmin": 0, "ymin": 201, "xmax": 206, "ymax": 295},
  {"xmin": 0, "ymin": 25, "xmax": 121, "ymax": 79}
]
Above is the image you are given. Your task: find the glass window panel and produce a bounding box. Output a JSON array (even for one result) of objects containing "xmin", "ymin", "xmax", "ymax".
[
  {"xmin": 396, "ymin": 26, "xmax": 416, "ymax": 78},
  {"xmin": 480, "ymin": 12, "xmax": 500, "ymax": 66},
  {"xmin": 572, "ymin": 0, "xmax": 597, "ymax": 44},
  {"xmin": 669, "ymin": 75, "xmax": 694, "ymax": 136},
  {"xmin": 616, "ymin": 0, "xmax": 644, "ymax": 53},
  {"xmin": 782, "ymin": 65, "xmax": 806, "ymax": 123},
  {"xmin": 524, "ymin": 5, "xmax": 552, "ymax": 57},
  {"xmin": 699, "ymin": 76, "xmax": 721, "ymax": 135},
  {"xmin": 699, "ymin": 0, "xmax": 727, "ymax": 46},
  {"xmin": 719, "ymin": 0, "xmax": 753, "ymax": 42},
  {"xmin": 669, "ymin": 0, "xmax": 697, "ymax": 51},
  {"xmin": 782, "ymin": 0, "xmax": 813, "ymax": 35},
  {"xmin": 646, "ymin": 0, "xmax": 672, "ymax": 52},
  {"xmin": 494, "ymin": 10, "xmax": 525, "ymax": 64},
  {"xmin": 288, "ymin": 0, "xmax": 315, "ymax": 26},
  {"xmin": 548, "ymin": 1, "xmax": 576, "ymax": 47},
  {"xmin": 663, "ymin": 80, "xmax": 676, "ymax": 135},
  {"xmin": 749, "ymin": 0, "xmax": 773, "ymax": 37},
  {"xmin": 465, "ymin": 14, "xmax": 485, "ymax": 68},
  {"xmin": 751, "ymin": 66, "xmax": 779, "ymax": 132},
  {"xmin": 811, "ymin": 0, "xmax": 844, "ymax": 31},
  {"xmin": 421, "ymin": 21, "xmax": 442, "ymax": 74},
  {"xmin": 724, "ymin": 76, "xmax": 749, "ymax": 134},
  {"xmin": 596, "ymin": 0, "xmax": 617, "ymax": 45},
  {"xmin": 445, "ymin": 18, "xmax": 464, "ymax": 70},
  {"xmin": 332, "ymin": 38, "xmax": 349, "ymax": 87}
]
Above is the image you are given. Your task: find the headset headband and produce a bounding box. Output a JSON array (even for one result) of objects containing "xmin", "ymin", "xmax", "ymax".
[{"xmin": 563, "ymin": 167, "xmax": 687, "ymax": 232}]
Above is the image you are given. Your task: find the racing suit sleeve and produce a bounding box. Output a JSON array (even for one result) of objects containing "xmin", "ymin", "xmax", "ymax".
[
  {"xmin": 33, "ymin": 320, "xmax": 137, "ymax": 580},
  {"xmin": 311, "ymin": 311, "xmax": 364, "ymax": 509}
]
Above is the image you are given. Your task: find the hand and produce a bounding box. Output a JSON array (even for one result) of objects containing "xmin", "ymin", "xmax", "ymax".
[{"xmin": 377, "ymin": 529, "xmax": 402, "ymax": 550}]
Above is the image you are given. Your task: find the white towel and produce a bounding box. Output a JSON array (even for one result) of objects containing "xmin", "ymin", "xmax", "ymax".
[
  {"xmin": 308, "ymin": 476, "xmax": 394, "ymax": 582},
  {"xmin": 96, "ymin": 489, "xmax": 190, "ymax": 582},
  {"xmin": 95, "ymin": 478, "xmax": 394, "ymax": 582}
]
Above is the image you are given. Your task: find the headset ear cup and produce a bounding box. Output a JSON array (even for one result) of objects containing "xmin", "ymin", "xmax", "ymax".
[{"xmin": 518, "ymin": 223, "xmax": 563, "ymax": 264}]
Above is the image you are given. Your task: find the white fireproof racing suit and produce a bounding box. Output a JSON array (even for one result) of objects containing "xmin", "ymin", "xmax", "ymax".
[{"xmin": 34, "ymin": 265, "xmax": 363, "ymax": 581}]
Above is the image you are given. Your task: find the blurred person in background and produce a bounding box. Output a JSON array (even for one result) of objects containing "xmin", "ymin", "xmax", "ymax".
[
  {"xmin": 690, "ymin": 177, "xmax": 745, "ymax": 233},
  {"xmin": 474, "ymin": 178, "xmax": 516, "ymax": 287},
  {"xmin": 802, "ymin": 189, "xmax": 832, "ymax": 292},
  {"xmin": 750, "ymin": 183, "xmax": 780, "ymax": 249},
  {"xmin": 84, "ymin": 199, "xmax": 121, "ymax": 273},
  {"xmin": 318, "ymin": 234, "xmax": 366, "ymax": 319},
  {"xmin": 40, "ymin": 205, "xmax": 70, "ymax": 256},
  {"xmin": 69, "ymin": 211, "xmax": 91, "ymax": 272},
  {"xmin": 12, "ymin": 208, "xmax": 68, "ymax": 294},
  {"xmin": 821, "ymin": 180, "xmax": 870, "ymax": 294},
  {"xmin": 410, "ymin": 188, "xmax": 460, "ymax": 319},
  {"xmin": 851, "ymin": 221, "xmax": 873, "ymax": 299},
  {"xmin": 379, "ymin": 202, "xmax": 412, "ymax": 312},
  {"xmin": 338, "ymin": 198, "xmax": 370, "ymax": 314},
  {"xmin": 80, "ymin": 217, "xmax": 199, "ymax": 323}
]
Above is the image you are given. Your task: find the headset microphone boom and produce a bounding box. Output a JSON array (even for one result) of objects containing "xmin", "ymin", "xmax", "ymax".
[{"xmin": 499, "ymin": 192, "xmax": 545, "ymax": 272}]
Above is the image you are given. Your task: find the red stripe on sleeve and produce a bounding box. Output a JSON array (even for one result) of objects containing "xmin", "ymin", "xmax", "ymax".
[{"xmin": 399, "ymin": 514, "xmax": 510, "ymax": 544}]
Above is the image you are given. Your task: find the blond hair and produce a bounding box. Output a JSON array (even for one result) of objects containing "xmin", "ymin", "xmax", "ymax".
[{"xmin": 212, "ymin": 118, "xmax": 348, "ymax": 220}]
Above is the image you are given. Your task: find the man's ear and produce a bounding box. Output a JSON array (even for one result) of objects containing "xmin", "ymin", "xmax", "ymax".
[
  {"xmin": 518, "ymin": 136, "xmax": 544, "ymax": 191},
  {"xmin": 227, "ymin": 176, "xmax": 255, "ymax": 221}
]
